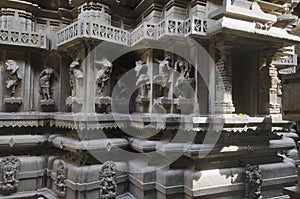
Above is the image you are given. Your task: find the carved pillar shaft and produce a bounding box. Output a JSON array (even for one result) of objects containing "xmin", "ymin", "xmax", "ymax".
[
  {"xmin": 259, "ymin": 56, "xmax": 280, "ymax": 114},
  {"xmin": 215, "ymin": 46, "xmax": 235, "ymax": 114}
]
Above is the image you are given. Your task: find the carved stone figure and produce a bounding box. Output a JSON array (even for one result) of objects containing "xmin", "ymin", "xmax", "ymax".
[
  {"xmin": 174, "ymin": 57, "xmax": 194, "ymax": 98},
  {"xmin": 255, "ymin": 21, "xmax": 272, "ymax": 31},
  {"xmin": 55, "ymin": 161, "xmax": 67, "ymax": 198},
  {"xmin": 96, "ymin": 59, "xmax": 113, "ymax": 96},
  {"xmin": 69, "ymin": 58, "xmax": 83, "ymax": 97},
  {"xmin": 245, "ymin": 164, "xmax": 263, "ymax": 199},
  {"xmin": 39, "ymin": 67, "xmax": 55, "ymax": 102},
  {"xmin": 99, "ymin": 161, "xmax": 117, "ymax": 199},
  {"xmin": 5, "ymin": 60, "xmax": 22, "ymax": 97},
  {"xmin": 154, "ymin": 55, "xmax": 172, "ymax": 97},
  {"xmin": 135, "ymin": 60, "xmax": 150, "ymax": 97},
  {"xmin": 0, "ymin": 156, "xmax": 21, "ymax": 191}
]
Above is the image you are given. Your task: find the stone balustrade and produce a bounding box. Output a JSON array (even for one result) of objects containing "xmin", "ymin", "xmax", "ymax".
[
  {"xmin": 56, "ymin": 16, "xmax": 211, "ymax": 47},
  {"xmin": 57, "ymin": 20, "xmax": 129, "ymax": 47},
  {"xmin": 0, "ymin": 28, "xmax": 47, "ymax": 49}
]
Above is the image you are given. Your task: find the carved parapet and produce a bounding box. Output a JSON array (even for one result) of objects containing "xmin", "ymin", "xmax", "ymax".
[
  {"xmin": 0, "ymin": 29, "xmax": 47, "ymax": 49},
  {"xmin": 57, "ymin": 20, "xmax": 129, "ymax": 47}
]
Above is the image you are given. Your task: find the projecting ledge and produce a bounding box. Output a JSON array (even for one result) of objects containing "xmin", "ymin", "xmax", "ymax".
[{"xmin": 208, "ymin": 17, "xmax": 300, "ymax": 44}]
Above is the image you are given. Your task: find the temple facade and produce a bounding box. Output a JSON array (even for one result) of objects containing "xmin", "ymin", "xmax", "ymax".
[{"xmin": 0, "ymin": 0, "xmax": 300, "ymax": 198}]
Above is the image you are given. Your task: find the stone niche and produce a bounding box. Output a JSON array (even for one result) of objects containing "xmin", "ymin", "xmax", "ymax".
[
  {"xmin": 0, "ymin": 8, "xmax": 34, "ymax": 31},
  {"xmin": 78, "ymin": 1, "xmax": 111, "ymax": 25}
]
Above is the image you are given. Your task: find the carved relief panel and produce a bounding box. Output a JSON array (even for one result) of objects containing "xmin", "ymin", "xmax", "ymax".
[
  {"xmin": 99, "ymin": 161, "xmax": 117, "ymax": 199},
  {"xmin": 0, "ymin": 156, "xmax": 21, "ymax": 192},
  {"xmin": 55, "ymin": 161, "xmax": 67, "ymax": 198}
]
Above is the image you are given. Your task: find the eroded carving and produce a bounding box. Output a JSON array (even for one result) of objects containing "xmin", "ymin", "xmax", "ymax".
[
  {"xmin": 55, "ymin": 161, "xmax": 67, "ymax": 198},
  {"xmin": 255, "ymin": 22, "xmax": 272, "ymax": 31},
  {"xmin": 96, "ymin": 59, "xmax": 113, "ymax": 96},
  {"xmin": 69, "ymin": 58, "xmax": 83, "ymax": 98},
  {"xmin": 5, "ymin": 60, "xmax": 22, "ymax": 97},
  {"xmin": 0, "ymin": 156, "xmax": 21, "ymax": 191},
  {"xmin": 174, "ymin": 57, "xmax": 194, "ymax": 98},
  {"xmin": 99, "ymin": 161, "xmax": 117, "ymax": 199},
  {"xmin": 135, "ymin": 60, "xmax": 150, "ymax": 98},
  {"xmin": 154, "ymin": 55, "xmax": 172, "ymax": 98},
  {"xmin": 245, "ymin": 164, "xmax": 262, "ymax": 199},
  {"xmin": 39, "ymin": 67, "xmax": 55, "ymax": 105}
]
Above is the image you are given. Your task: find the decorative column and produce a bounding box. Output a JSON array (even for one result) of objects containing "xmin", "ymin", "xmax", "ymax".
[
  {"xmin": 215, "ymin": 45, "xmax": 235, "ymax": 114},
  {"xmin": 259, "ymin": 55, "xmax": 280, "ymax": 114}
]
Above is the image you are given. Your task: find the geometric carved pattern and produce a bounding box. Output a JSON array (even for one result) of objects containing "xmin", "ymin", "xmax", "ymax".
[
  {"xmin": 0, "ymin": 156, "xmax": 21, "ymax": 192},
  {"xmin": 99, "ymin": 161, "xmax": 117, "ymax": 199}
]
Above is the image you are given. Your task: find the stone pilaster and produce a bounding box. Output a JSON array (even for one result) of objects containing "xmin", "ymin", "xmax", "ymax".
[
  {"xmin": 215, "ymin": 46, "xmax": 235, "ymax": 114},
  {"xmin": 259, "ymin": 56, "xmax": 280, "ymax": 114}
]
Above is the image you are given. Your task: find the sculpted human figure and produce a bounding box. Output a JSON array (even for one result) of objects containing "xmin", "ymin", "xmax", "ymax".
[
  {"xmin": 135, "ymin": 60, "xmax": 150, "ymax": 97},
  {"xmin": 39, "ymin": 67, "xmax": 55, "ymax": 101},
  {"xmin": 96, "ymin": 59, "xmax": 113, "ymax": 96},
  {"xmin": 154, "ymin": 55, "xmax": 172, "ymax": 97},
  {"xmin": 5, "ymin": 60, "xmax": 22, "ymax": 97},
  {"xmin": 174, "ymin": 57, "xmax": 193, "ymax": 98},
  {"xmin": 69, "ymin": 58, "xmax": 83, "ymax": 97}
]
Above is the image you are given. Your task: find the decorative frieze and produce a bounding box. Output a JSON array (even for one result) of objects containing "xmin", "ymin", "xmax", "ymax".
[{"xmin": 0, "ymin": 156, "xmax": 21, "ymax": 192}]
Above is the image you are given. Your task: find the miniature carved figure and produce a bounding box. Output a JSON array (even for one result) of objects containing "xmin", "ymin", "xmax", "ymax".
[
  {"xmin": 99, "ymin": 161, "xmax": 117, "ymax": 199},
  {"xmin": 69, "ymin": 58, "xmax": 83, "ymax": 97},
  {"xmin": 39, "ymin": 67, "xmax": 55, "ymax": 101},
  {"xmin": 255, "ymin": 21, "xmax": 272, "ymax": 31},
  {"xmin": 154, "ymin": 55, "xmax": 172, "ymax": 97},
  {"xmin": 5, "ymin": 60, "xmax": 22, "ymax": 97},
  {"xmin": 245, "ymin": 164, "xmax": 263, "ymax": 199},
  {"xmin": 0, "ymin": 156, "xmax": 21, "ymax": 191},
  {"xmin": 135, "ymin": 60, "xmax": 150, "ymax": 97},
  {"xmin": 55, "ymin": 161, "xmax": 67, "ymax": 198},
  {"xmin": 96, "ymin": 59, "xmax": 113, "ymax": 96}
]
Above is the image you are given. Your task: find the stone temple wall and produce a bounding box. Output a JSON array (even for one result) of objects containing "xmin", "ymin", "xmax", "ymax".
[{"xmin": 0, "ymin": 0, "xmax": 299, "ymax": 199}]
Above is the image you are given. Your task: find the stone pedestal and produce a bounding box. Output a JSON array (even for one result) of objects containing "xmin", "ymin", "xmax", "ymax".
[{"xmin": 95, "ymin": 96, "xmax": 112, "ymax": 113}]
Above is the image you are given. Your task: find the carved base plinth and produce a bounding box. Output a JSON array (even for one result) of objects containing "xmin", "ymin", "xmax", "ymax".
[
  {"xmin": 266, "ymin": 103, "xmax": 281, "ymax": 114},
  {"xmin": 95, "ymin": 97, "xmax": 112, "ymax": 113},
  {"xmin": 112, "ymin": 98, "xmax": 128, "ymax": 113},
  {"xmin": 153, "ymin": 97, "xmax": 173, "ymax": 113},
  {"xmin": 4, "ymin": 97, "xmax": 23, "ymax": 105},
  {"xmin": 66, "ymin": 97, "xmax": 83, "ymax": 106},
  {"xmin": 136, "ymin": 96, "xmax": 150, "ymax": 113},
  {"xmin": 174, "ymin": 98, "xmax": 194, "ymax": 114},
  {"xmin": 215, "ymin": 101, "xmax": 235, "ymax": 114},
  {"xmin": 41, "ymin": 99, "xmax": 55, "ymax": 106}
]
